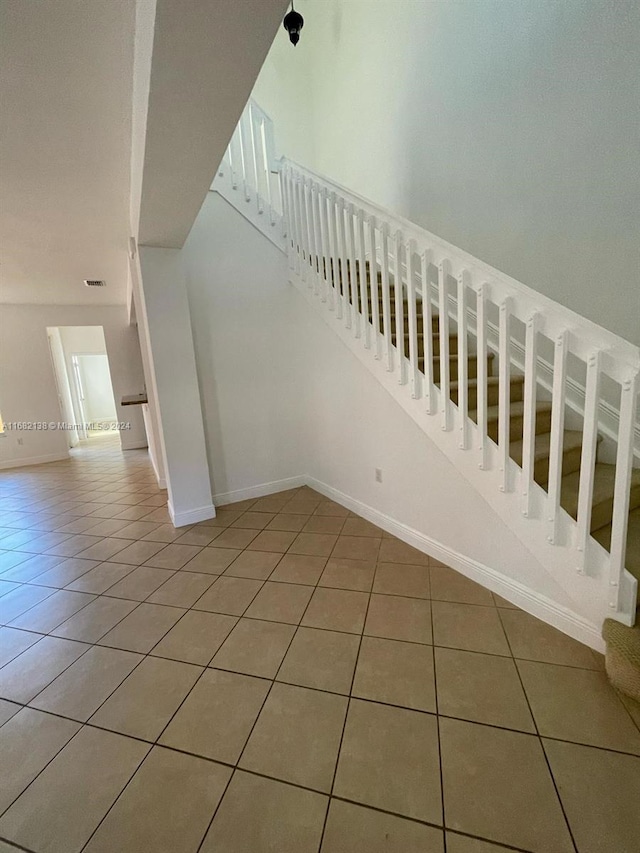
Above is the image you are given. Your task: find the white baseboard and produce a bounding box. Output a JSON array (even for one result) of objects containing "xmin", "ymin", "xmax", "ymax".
[
  {"xmin": 0, "ymin": 451, "xmax": 69, "ymax": 470},
  {"xmin": 306, "ymin": 476, "xmax": 606, "ymax": 653},
  {"xmin": 213, "ymin": 475, "xmax": 306, "ymax": 506},
  {"xmin": 168, "ymin": 501, "xmax": 217, "ymax": 528},
  {"xmin": 120, "ymin": 437, "xmax": 149, "ymax": 451}
]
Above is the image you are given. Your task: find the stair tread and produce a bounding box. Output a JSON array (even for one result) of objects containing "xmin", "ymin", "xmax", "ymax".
[
  {"xmin": 510, "ymin": 429, "xmax": 584, "ymax": 464},
  {"xmin": 560, "ymin": 464, "xmax": 640, "ymax": 526},
  {"xmin": 451, "ymin": 375, "xmax": 524, "ymax": 390},
  {"xmin": 470, "ymin": 400, "xmax": 553, "ymax": 423}
]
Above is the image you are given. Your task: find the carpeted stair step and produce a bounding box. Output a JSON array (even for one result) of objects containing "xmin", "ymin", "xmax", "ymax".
[
  {"xmin": 510, "ymin": 429, "xmax": 586, "ymax": 487},
  {"xmin": 561, "ymin": 465, "xmax": 640, "ymax": 535},
  {"xmin": 451, "ymin": 375, "xmax": 526, "ymax": 409},
  {"xmin": 428, "ymin": 352, "xmax": 495, "ymax": 383},
  {"xmin": 469, "ymin": 400, "xmax": 553, "ymax": 443}
]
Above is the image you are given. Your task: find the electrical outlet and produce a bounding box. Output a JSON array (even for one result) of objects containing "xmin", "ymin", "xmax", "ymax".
[
  {"xmin": 17, "ymin": 438, "xmax": 24, "ymax": 446},
  {"xmin": 375, "ymin": 468, "xmax": 383, "ymax": 483}
]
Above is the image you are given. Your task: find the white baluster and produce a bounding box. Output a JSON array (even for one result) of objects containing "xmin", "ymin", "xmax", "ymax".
[
  {"xmin": 285, "ymin": 168, "xmax": 297, "ymax": 272},
  {"xmin": 318, "ymin": 187, "xmax": 330, "ymax": 303},
  {"xmin": 329, "ymin": 193, "xmax": 342, "ymax": 319},
  {"xmin": 576, "ymin": 349, "xmax": 602, "ymax": 573},
  {"xmin": 608, "ymin": 371, "xmax": 639, "ymax": 611},
  {"xmin": 311, "ymin": 183, "xmax": 323, "ymax": 296},
  {"xmin": 336, "ymin": 198, "xmax": 348, "ymax": 323},
  {"xmin": 406, "ymin": 240, "xmax": 420, "ymax": 398},
  {"xmin": 438, "ymin": 259, "xmax": 451, "ymax": 430},
  {"xmin": 295, "ymin": 175, "xmax": 309, "ymax": 282},
  {"xmin": 304, "ymin": 180, "xmax": 316, "ymax": 292},
  {"xmin": 368, "ymin": 218, "xmax": 381, "ymax": 360},
  {"xmin": 546, "ymin": 329, "xmax": 568, "ymax": 542},
  {"xmin": 228, "ymin": 130, "xmax": 240, "ymax": 190},
  {"xmin": 357, "ymin": 210, "xmax": 370, "ymax": 348},
  {"xmin": 248, "ymin": 105, "xmax": 262, "ymax": 213},
  {"xmin": 457, "ymin": 270, "xmax": 470, "ymax": 448},
  {"xmin": 422, "ymin": 250, "xmax": 435, "ymax": 414},
  {"xmin": 380, "ymin": 224, "xmax": 393, "ymax": 371},
  {"xmin": 521, "ymin": 312, "xmax": 539, "ymax": 516},
  {"xmin": 498, "ymin": 298, "xmax": 512, "ymax": 492},
  {"xmin": 394, "ymin": 230, "xmax": 406, "ymax": 384},
  {"xmin": 476, "ymin": 282, "xmax": 489, "ymax": 468},
  {"xmin": 238, "ymin": 111, "xmax": 251, "ymax": 202},
  {"xmin": 347, "ymin": 205, "xmax": 360, "ymax": 338}
]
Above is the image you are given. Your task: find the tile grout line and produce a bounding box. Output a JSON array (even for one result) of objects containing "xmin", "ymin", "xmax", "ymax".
[
  {"xmin": 316, "ymin": 531, "xmax": 382, "ymax": 851},
  {"xmin": 496, "ymin": 606, "xmax": 580, "ymax": 853}
]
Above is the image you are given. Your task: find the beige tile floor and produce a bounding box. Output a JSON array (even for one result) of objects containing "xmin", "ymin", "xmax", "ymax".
[{"xmin": 0, "ymin": 437, "xmax": 639, "ymax": 852}]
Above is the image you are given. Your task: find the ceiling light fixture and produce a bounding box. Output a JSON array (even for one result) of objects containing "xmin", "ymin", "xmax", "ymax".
[{"xmin": 283, "ymin": 1, "xmax": 304, "ymax": 46}]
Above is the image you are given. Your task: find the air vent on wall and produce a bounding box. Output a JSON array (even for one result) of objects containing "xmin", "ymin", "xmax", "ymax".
[{"xmin": 84, "ymin": 279, "xmax": 106, "ymax": 287}]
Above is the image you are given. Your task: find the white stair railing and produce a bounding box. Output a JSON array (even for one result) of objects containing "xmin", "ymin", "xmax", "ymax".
[
  {"xmin": 215, "ymin": 101, "xmax": 640, "ymax": 629},
  {"xmin": 213, "ymin": 100, "xmax": 283, "ymax": 245}
]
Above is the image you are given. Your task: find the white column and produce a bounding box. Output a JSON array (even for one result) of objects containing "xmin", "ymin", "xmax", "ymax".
[{"xmin": 138, "ymin": 246, "xmax": 215, "ymax": 526}]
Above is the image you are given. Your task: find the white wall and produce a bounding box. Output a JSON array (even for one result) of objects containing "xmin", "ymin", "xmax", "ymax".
[
  {"xmin": 253, "ymin": 0, "xmax": 640, "ymax": 345},
  {"xmin": 0, "ymin": 305, "xmax": 147, "ymax": 468},
  {"xmin": 183, "ymin": 193, "xmax": 307, "ymax": 501}
]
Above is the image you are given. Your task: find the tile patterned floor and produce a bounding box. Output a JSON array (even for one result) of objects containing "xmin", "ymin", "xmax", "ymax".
[{"xmin": 0, "ymin": 437, "xmax": 639, "ymax": 852}]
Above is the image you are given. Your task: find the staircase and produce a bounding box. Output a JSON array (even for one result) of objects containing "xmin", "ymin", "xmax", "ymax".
[{"xmin": 213, "ymin": 99, "xmax": 640, "ymax": 661}]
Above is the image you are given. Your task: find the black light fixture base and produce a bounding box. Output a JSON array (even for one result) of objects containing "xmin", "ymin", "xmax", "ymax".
[{"xmin": 283, "ymin": 4, "xmax": 304, "ymax": 46}]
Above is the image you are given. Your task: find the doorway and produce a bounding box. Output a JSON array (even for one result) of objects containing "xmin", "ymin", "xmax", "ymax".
[{"xmin": 46, "ymin": 325, "xmax": 118, "ymax": 446}]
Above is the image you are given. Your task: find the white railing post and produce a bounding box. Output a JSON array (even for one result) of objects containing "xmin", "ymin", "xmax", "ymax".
[
  {"xmin": 498, "ymin": 298, "xmax": 512, "ymax": 492},
  {"xmin": 238, "ymin": 110, "xmax": 252, "ymax": 203},
  {"xmin": 575, "ymin": 349, "xmax": 602, "ymax": 574},
  {"xmin": 296, "ymin": 177, "xmax": 308, "ymax": 284},
  {"xmin": 284, "ymin": 166, "xmax": 297, "ymax": 271},
  {"xmin": 318, "ymin": 187, "xmax": 330, "ymax": 303},
  {"xmin": 248, "ymin": 104, "xmax": 263, "ymax": 213},
  {"xmin": 311, "ymin": 182, "xmax": 323, "ymax": 296},
  {"xmin": 380, "ymin": 224, "xmax": 393, "ymax": 372},
  {"xmin": 394, "ymin": 230, "xmax": 406, "ymax": 385},
  {"xmin": 546, "ymin": 329, "xmax": 569, "ymax": 543},
  {"xmin": 303, "ymin": 178, "xmax": 316, "ymax": 292},
  {"xmin": 368, "ymin": 218, "xmax": 381, "ymax": 360},
  {"xmin": 327, "ymin": 192, "xmax": 342, "ymax": 310},
  {"xmin": 336, "ymin": 198, "xmax": 348, "ymax": 323},
  {"xmin": 457, "ymin": 270, "xmax": 470, "ymax": 449},
  {"xmin": 422, "ymin": 250, "xmax": 435, "ymax": 414},
  {"xmin": 521, "ymin": 312, "xmax": 539, "ymax": 516},
  {"xmin": 608, "ymin": 371, "xmax": 639, "ymax": 611},
  {"xmin": 357, "ymin": 210, "xmax": 370, "ymax": 348},
  {"xmin": 438, "ymin": 259, "xmax": 451, "ymax": 430},
  {"xmin": 347, "ymin": 205, "xmax": 360, "ymax": 338},
  {"xmin": 476, "ymin": 282, "xmax": 489, "ymax": 469},
  {"xmin": 406, "ymin": 240, "xmax": 420, "ymax": 399}
]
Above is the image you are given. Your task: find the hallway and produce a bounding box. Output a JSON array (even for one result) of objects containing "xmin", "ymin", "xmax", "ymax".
[{"xmin": 0, "ymin": 440, "xmax": 639, "ymax": 853}]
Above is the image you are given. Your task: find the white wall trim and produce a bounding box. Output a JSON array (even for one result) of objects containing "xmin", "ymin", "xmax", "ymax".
[
  {"xmin": 119, "ymin": 437, "xmax": 149, "ymax": 451},
  {"xmin": 213, "ymin": 475, "xmax": 306, "ymax": 506},
  {"xmin": 0, "ymin": 452, "xmax": 69, "ymax": 470},
  {"xmin": 307, "ymin": 475, "xmax": 606, "ymax": 652},
  {"xmin": 168, "ymin": 500, "xmax": 217, "ymax": 528}
]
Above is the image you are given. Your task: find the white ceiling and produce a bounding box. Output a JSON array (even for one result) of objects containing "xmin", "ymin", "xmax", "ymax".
[
  {"xmin": 0, "ymin": 1, "xmax": 135, "ymax": 305},
  {"xmin": 0, "ymin": 0, "xmax": 289, "ymax": 307}
]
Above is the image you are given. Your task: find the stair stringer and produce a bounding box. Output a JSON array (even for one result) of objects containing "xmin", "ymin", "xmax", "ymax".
[
  {"xmin": 290, "ymin": 273, "xmax": 638, "ymax": 633},
  {"xmin": 212, "ymin": 176, "xmax": 286, "ymax": 252}
]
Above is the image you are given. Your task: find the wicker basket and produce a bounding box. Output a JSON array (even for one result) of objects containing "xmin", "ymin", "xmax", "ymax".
[{"xmin": 602, "ymin": 618, "xmax": 640, "ymax": 703}]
